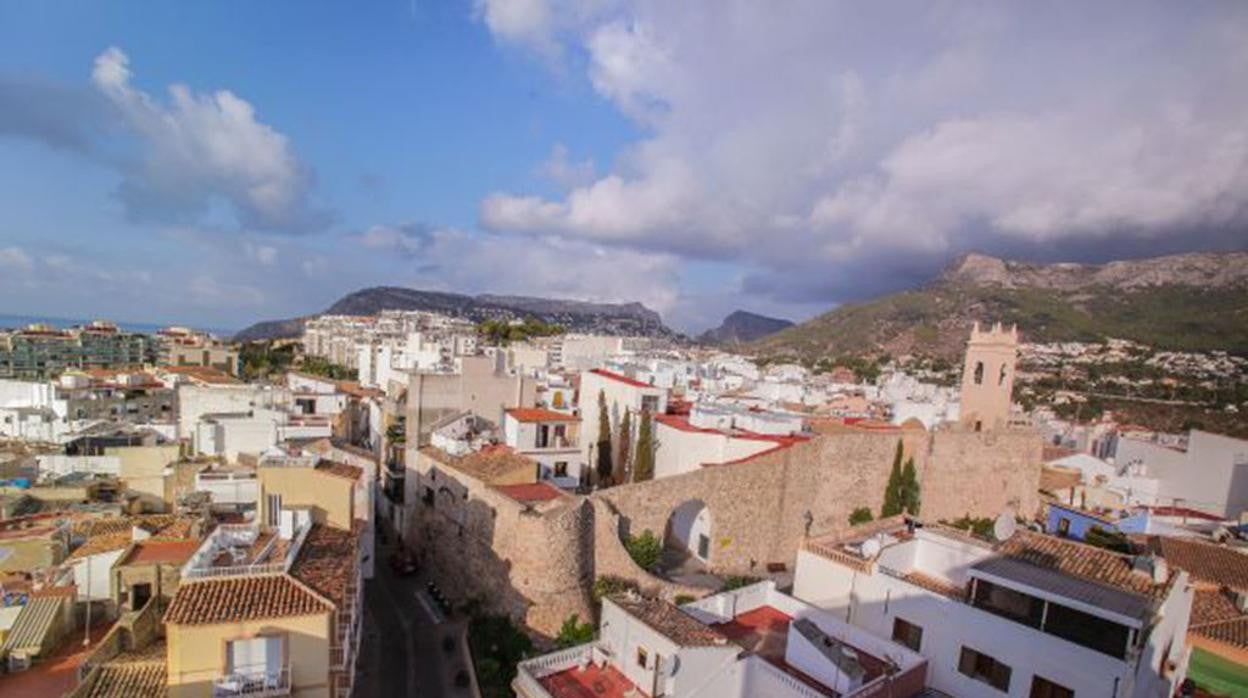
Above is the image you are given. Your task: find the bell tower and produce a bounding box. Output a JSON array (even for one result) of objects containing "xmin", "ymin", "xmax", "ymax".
[{"xmin": 959, "ymin": 321, "xmax": 1018, "ymax": 431}]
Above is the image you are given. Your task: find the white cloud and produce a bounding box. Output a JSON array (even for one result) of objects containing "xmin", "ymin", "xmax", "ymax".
[
  {"xmin": 537, "ymin": 143, "xmax": 595, "ymax": 189},
  {"xmin": 0, "ymin": 247, "xmax": 33, "ymax": 272},
  {"xmin": 90, "ymin": 47, "xmax": 328, "ymax": 233},
  {"xmin": 478, "ymin": 2, "xmax": 1248, "ymax": 303},
  {"xmin": 243, "ymin": 242, "xmax": 279, "ymax": 266},
  {"xmin": 355, "ymin": 224, "xmax": 681, "ymax": 315}
]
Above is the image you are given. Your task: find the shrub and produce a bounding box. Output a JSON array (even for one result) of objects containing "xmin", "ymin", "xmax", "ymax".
[
  {"xmin": 674, "ymin": 594, "xmax": 696, "ymax": 605},
  {"xmin": 555, "ymin": 613, "xmax": 596, "ymax": 648},
  {"xmin": 848, "ymin": 507, "xmax": 874, "ymax": 526},
  {"xmin": 592, "ymin": 575, "xmax": 640, "ymax": 602},
  {"xmin": 468, "ymin": 615, "xmax": 533, "ymax": 698},
  {"xmin": 624, "ymin": 530, "xmax": 663, "ymax": 571},
  {"xmin": 721, "ymin": 575, "xmax": 762, "ymax": 591}
]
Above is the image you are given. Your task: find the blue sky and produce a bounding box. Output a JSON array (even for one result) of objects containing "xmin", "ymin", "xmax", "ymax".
[{"xmin": 2, "ymin": 1, "xmax": 1246, "ymax": 333}]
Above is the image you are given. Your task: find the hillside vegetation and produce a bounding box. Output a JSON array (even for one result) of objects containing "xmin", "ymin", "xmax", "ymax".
[{"xmin": 750, "ymin": 252, "xmax": 1248, "ymax": 360}]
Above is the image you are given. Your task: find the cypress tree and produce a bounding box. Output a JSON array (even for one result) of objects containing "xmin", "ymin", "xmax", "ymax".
[
  {"xmin": 633, "ymin": 409, "xmax": 655, "ymax": 482},
  {"xmin": 616, "ymin": 409, "xmax": 632, "ymax": 483},
  {"xmin": 901, "ymin": 456, "xmax": 921, "ymax": 515},
  {"xmin": 595, "ymin": 390, "xmax": 613, "ymax": 486},
  {"xmin": 881, "ymin": 439, "xmax": 905, "ymax": 517}
]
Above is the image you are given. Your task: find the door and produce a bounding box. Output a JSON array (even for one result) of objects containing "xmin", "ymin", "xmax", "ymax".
[
  {"xmin": 697, "ymin": 533, "xmax": 710, "ymax": 560},
  {"xmin": 131, "ymin": 582, "xmax": 152, "ymax": 609}
]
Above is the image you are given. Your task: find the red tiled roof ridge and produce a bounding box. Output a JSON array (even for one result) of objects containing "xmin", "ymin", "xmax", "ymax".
[
  {"xmin": 589, "ymin": 368, "xmax": 654, "ymax": 388},
  {"xmin": 505, "ymin": 407, "xmax": 579, "ymax": 423}
]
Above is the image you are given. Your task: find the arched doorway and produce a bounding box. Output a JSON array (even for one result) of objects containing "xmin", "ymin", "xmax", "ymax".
[{"xmin": 664, "ymin": 499, "xmax": 713, "ymax": 565}]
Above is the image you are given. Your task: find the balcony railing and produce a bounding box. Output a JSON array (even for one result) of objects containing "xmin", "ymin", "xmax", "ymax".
[
  {"xmin": 514, "ymin": 644, "xmax": 598, "ymax": 696},
  {"xmin": 213, "ymin": 665, "xmax": 291, "ymax": 697}
]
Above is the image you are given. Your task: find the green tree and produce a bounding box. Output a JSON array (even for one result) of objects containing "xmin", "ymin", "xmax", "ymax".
[
  {"xmin": 615, "ymin": 409, "xmax": 632, "ymax": 484},
  {"xmin": 881, "ymin": 440, "xmax": 905, "ymax": 517},
  {"xmin": 624, "ymin": 530, "xmax": 663, "ymax": 571},
  {"xmin": 849, "ymin": 506, "xmax": 874, "ymax": 526},
  {"xmin": 900, "ymin": 456, "xmax": 921, "ymax": 515},
  {"xmin": 595, "ymin": 391, "xmax": 613, "ymax": 486},
  {"xmin": 554, "ymin": 614, "xmax": 596, "ymax": 648},
  {"xmin": 633, "ymin": 409, "xmax": 655, "ymax": 482}
]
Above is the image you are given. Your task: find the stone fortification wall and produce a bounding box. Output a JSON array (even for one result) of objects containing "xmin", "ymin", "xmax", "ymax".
[
  {"xmin": 406, "ymin": 455, "xmax": 593, "ymax": 637},
  {"xmin": 591, "ymin": 428, "xmax": 1040, "ymax": 575},
  {"xmin": 409, "ymin": 427, "xmax": 1040, "ymax": 634}
]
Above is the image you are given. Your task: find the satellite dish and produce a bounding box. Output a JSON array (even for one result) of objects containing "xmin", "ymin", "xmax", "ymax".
[
  {"xmin": 860, "ymin": 537, "xmax": 882, "ymax": 559},
  {"xmin": 993, "ymin": 513, "xmax": 1018, "ymax": 541}
]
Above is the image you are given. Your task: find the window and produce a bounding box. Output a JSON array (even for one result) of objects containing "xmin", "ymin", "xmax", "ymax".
[
  {"xmin": 227, "ymin": 635, "xmax": 283, "ymax": 677},
  {"xmin": 1043, "ymin": 602, "xmax": 1130, "ymax": 659},
  {"xmin": 265, "ymin": 494, "xmax": 282, "ymax": 527},
  {"xmin": 999, "ymin": 364, "xmax": 1008, "ymax": 386},
  {"xmin": 1056, "ymin": 517, "xmax": 1071, "ymax": 536},
  {"xmin": 973, "ymin": 361, "xmax": 985, "ymax": 385},
  {"xmin": 554, "ymin": 462, "xmax": 568, "ymax": 477},
  {"xmin": 641, "ymin": 395, "xmax": 659, "ymax": 413},
  {"xmin": 636, "ymin": 646, "xmax": 649, "ymax": 669},
  {"xmin": 1030, "ymin": 675, "xmax": 1075, "ymax": 698},
  {"xmin": 891, "ymin": 617, "xmax": 923, "ymax": 652},
  {"xmin": 958, "ymin": 646, "xmax": 1011, "ymax": 692},
  {"xmin": 972, "ymin": 580, "xmax": 1044, "ymax": 628},
  {"xmin": 422, "ymin": 487, "xmax": 434, "ymax": 506}
]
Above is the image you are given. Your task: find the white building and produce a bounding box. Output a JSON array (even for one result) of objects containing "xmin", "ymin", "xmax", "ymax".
[
  {"xmin": 514, "ymin": 580, "xmax": 927, "ymax": 698},
  {"xmin": 502, "ymin": 408, "xmax": 585, "ymax": 489},
  {"xmin": 653, "ymin": 412, "xmax": 804, "ymax": 481},
  {"xmin": 577, "ymin": 369, "xmax": 667, "ymax": 467},
  {"xmin": 1115, "ymin": 430, "xmax": 1248, "ymax": 518},
  {"xmin": 793, "ymin": 519, "xmax": 1193, "ymax": 698}
]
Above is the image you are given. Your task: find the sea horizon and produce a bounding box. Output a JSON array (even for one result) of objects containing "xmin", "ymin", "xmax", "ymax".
[{"xmin": 0, "ymin": 312, "xmax": 235, "ymax": 337}]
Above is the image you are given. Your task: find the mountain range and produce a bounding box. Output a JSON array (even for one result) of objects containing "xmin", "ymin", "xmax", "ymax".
[
  {"xmin": 233, "ymin": 287, "xmax": 678, "ymax": 342},
  {"xmin": 749, "ymin": 251, "xmax": 1248, "ymax": 359},
  {"xmin": 697, "ymin": 310, "xmax": 793, "ymax": 344}
]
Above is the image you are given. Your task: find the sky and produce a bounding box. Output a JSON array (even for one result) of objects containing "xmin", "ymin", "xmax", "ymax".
[{"xmin": 1, "ymin": 1, "xmax": 1246, "ymax": 333}]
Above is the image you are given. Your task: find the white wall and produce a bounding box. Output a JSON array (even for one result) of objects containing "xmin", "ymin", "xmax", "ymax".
[
  {"xmin": 792, "ymin": 550, "xmax": 1176, "ymax": 698},
  {"xmin": 72, "ymin": 549, "xmax": 126, "ymax": 601},
  {"xmin": 653, "ymin": 421, "xmax": 775, "ymax": 479},
  {"xmin": 37, "ymin": 454, "xmax": 121, "ymax": 477}
]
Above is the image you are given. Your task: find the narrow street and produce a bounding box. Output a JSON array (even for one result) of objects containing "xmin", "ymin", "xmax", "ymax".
[{"xmin": 354, "ymin": 537, "xmax": 478, "ymax": 698}]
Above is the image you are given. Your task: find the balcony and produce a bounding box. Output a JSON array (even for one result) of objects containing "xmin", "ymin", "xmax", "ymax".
[
  {"xmin": 213, "ymin": 666, "xmax": 291, "ymax": 697},
  {"xmin": 181, "ymin": 523, "xmax": 310, "ymax": 580}
]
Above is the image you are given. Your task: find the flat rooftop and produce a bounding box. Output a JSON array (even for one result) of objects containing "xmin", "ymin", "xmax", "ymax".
[{"xmin": 539, "ymin": 662, "xmax": 637, "ymax": 698}]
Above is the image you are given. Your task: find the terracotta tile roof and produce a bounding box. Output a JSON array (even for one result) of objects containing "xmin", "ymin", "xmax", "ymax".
[
  {"xmin": 1191, "ymin": 617, "xmax": 1248, "ymax": 649},
  {"xmin": 289, "ymin": 524, "xmax": 357, "ymax": 607},
  {"xmin": 421, "ymin": 445, "xmax": 538, "ymax": 484},
  {"xmin": 996, "ymin": 530, "xmax": 1170, "ymax": 600},
  {"xmin": 1150, "ymin": 536, "xmax": 1248, "ymax": 590},
  {"xmin": 68, "ymin": 531, "xmax": 134, "ymax": 561},
  {"xmin": 505, "ymin": 407, "xmax": 579, "ymax": 423},
  {"xmin": 492, "ymin": 481, "xmax": 566, "ymax": 504},
  {"xmin": 1191, "ymin": 589, "xmax": 1243, "ymax": 626},
  {"xmin": 903, "ymin": 571, "xmax": 966, "ymax": 600},
  {"xmin": 315, "ymin": 459, "xmax": 364, "ymax": 482},
  {"xmin": 119, "ymin": 539, "xmax": 201, "ymax": 566},
  {"xmin": 609, "ymin": 595, "xmax": 729, "ymax": 648},
  {"xmin": 165, "ymin": 575, "xmax": 330, "ymax": 625},
  {"xmin": 83, "ymin": 661, "xmax": 167, "ymax": 698},
  {"xmin": 589, "ymin": 369, "xmax": 654, "ymax": 389}
]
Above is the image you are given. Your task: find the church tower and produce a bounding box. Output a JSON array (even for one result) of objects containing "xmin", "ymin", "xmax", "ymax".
[{"xmin": 959, "ymin": 321, "xmax": 1019, "ymax": 431}]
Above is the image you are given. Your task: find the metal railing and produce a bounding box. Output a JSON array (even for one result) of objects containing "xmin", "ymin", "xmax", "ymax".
[
  {"xmin": 182, "ymin": 523, "xmax": 310, "ymax": 579},
  {"xmin": 212, "ymin": 665, "xmax": 292, "ymax": 697}
]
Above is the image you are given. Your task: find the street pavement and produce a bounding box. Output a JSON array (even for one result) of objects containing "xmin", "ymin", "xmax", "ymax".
[{"xmin": 354, "ymin": 538, "xmax": 477, "ymax": 698}]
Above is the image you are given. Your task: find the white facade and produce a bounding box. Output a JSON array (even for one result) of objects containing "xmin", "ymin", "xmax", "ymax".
[
  {"xmin": 793, "ymin": 526, "xmax": 1192, "ymax": 698},
  {"xmin": 653, "ymin": 417, "xmax": 781, "ymax": 480},
  {"xmin": 577, "ymin": 369, "xmax": 667, "ymax": 467},
  {"xmin": 1115, "ymin": 430, "xmax": 1248, "ymax": 518}
]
